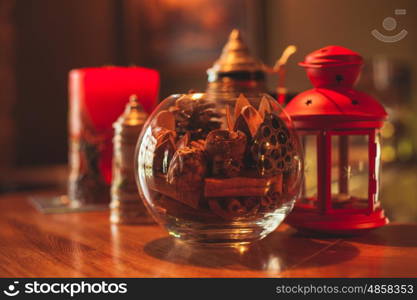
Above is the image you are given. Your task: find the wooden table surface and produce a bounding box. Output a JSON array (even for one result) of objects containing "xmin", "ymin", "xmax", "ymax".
[{"xmin": 1, "ymin": 190, "xmax": 416, "ymax": 278}]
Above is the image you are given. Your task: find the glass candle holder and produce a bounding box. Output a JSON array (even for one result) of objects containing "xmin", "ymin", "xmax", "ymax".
[
  {"xmin": 68, "ymin": 67, "xmax": 159, "ymax": 206},
  {"xmin": 135, "ymin": 92, "xmax": 303, "ymax": 245}
]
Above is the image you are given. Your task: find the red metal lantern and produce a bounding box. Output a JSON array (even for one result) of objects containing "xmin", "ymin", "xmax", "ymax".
[{"xmin": 285, "ymin": 46, "xmax": 388, "ymax": 235}]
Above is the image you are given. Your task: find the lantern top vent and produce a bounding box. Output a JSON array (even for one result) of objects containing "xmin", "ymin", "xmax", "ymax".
[
  {"xmin": 299, "ymin": 45, "xmax": 364, "ymax": 88},
  {"xmin": 299, "ymin": 45, "xmax": 363, "ymax": 68},
  {"xmin": 286, "ymin": 88, "xmax": 387, "ymax": 121}
]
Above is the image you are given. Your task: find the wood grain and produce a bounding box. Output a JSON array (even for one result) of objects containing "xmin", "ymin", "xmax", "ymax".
[{"xmin": 0, "ymin": 190, "xmax": 416, "ymax": 277}]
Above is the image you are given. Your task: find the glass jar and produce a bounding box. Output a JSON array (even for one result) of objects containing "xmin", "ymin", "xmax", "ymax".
[{"xmin": 135, "ymin": 92, "xmax": 303, "ymax": 245}]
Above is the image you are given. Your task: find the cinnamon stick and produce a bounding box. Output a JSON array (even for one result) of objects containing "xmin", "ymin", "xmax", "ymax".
[
  {"xmin": 208, "ymin": 197, "xmax": 260, "ymax": 220},
  {"xmin": 204, "ymin": 177, "xmax": 273, "ymax": 198},
  {"xmin": 227, "ymin": 199, "xmax": 247, "ymax": 214},
  {"xmin": 190, "ymin": 139, "xmax": 205, "ymax": 151},
  {"xmin": 148, "ymin": 175, "xmax": 202, "ymax": 210}
]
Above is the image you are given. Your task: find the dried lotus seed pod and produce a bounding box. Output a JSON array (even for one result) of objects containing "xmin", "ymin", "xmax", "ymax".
[{"xmin": 251, "ymin": 113, "xmax": 296, "ymax": 176}]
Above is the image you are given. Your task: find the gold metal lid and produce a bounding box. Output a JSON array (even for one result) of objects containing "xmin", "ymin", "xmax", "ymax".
[
  {"xmin": 207, "ymin": 29, "xmax": 265, "ymax": 76},
  {"xmin": 114, "ymin": 95, "xmax": 149, "ymax": 128}
]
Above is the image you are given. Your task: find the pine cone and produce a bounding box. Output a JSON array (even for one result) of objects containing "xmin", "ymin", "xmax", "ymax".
[{"xmin": 169, "ymin": 94, "xmax": 222, "ymax": 140}]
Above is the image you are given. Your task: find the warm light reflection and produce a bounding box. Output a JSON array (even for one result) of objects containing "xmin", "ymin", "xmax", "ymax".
[
  {"xmin": 235, "ymin": 244, "xmax": 249, "ymax": 255},
  {"xmin": 381, "ymin": 122, "xmax": 395, "ymax": 138},
  {"xmin": 191, "ymin": 93, "xmax": 204, "ymax": 100},
  {"xmin": 382, "ymin": 145, "xmax": 396, "ymax": 162},
  {"xmin": 266, "ymin": 256, "xmax": 282, "ymax": 272},
  {"xmin": 110, "ymin": 224, "xmax": 125, "ymax": 274},
  {"xmin": 398, "ymin": 139, "xmax": 413, "ymax": 161}
]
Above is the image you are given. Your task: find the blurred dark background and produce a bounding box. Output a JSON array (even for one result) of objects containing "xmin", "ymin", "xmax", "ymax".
[{"xmin": 0, "ymin": 0, "xmax": 416, "ymax": 220}]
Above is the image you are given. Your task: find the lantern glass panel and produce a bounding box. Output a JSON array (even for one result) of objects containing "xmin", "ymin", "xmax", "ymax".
[
  {"xmin": 302, "ymin": 135, "xmax": 318, "ymax": 207},
  {"xmin": 374, "ymin": 132, "xmax": 381, "ymax": 205},
  {"xmin": 331, "ymin": 134, "xmax": 369, "ymax": 210}
]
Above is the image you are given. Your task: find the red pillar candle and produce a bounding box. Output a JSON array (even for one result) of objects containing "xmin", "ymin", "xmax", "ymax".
[{"xmin": 68, "ymin": 66, "xmax": 159, "ymax": 206}]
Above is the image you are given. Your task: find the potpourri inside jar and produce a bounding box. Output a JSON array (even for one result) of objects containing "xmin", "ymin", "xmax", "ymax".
[{"xmin": 136, "ymin": 92, "xmax": 303, "ymax": 245}]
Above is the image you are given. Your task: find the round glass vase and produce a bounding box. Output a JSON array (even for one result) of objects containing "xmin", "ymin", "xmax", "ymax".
[{"xmin": 135, "ymin": 92, "xmax": 303, "ymax": 246}]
